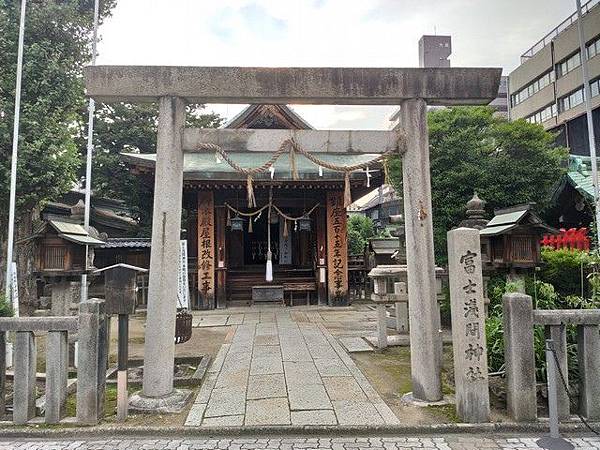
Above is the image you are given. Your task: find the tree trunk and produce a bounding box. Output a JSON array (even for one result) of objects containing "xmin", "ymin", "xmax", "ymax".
[{"xmin": 0, "ymin": 208, "xmax": 39, "ymax": 315}]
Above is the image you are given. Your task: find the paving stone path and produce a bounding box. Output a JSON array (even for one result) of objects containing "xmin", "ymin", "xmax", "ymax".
[
  {"xmin": 1, "ymin": 435, "xmax": 599, "ymax": 449},
  {"xmin": 186, "ymin": 310, "xmax": 398, "ymax": 427}
]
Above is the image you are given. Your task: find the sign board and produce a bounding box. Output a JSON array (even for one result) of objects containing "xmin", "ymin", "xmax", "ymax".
[
  {"xmin": 279, "ymin": 219, "xmax": 292, "ymax": 265},
  {"xmin": 326, "ymin": 191, "xmax": 348, "ymax": 305},
  {"xmin": 10, "ymin": 262, "xmax": 19, "ymax": 317},
  {"xmin": 177, "ymin": 240, "xmax": 190, "ymax": 309},
  {"xmin": 197, "ymin": 191, "xmax": 215, "ymax": 308}
]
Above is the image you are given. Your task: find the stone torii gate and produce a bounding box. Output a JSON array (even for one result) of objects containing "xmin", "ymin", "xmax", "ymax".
[{"xmin": 85, "ymin": 66, "xmax": 501, "ymax": 411}]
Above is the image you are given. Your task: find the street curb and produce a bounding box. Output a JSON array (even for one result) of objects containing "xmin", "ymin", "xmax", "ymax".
[{"xmin": 0, "ymin": 421, "xmax": 599, "ymax": 439}]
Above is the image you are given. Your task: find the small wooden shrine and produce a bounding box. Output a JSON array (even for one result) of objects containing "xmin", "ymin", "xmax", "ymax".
[
  {"xmin": 33, "ymin": 220, "xmax": 105, "ymax": 277},
  {"xmin": 124, "ymin": 105, "xmax": 392, "ymax": 308},
  {"xmin": 479, "ymin": 203, "xmax": 556, "ymax": 270}
]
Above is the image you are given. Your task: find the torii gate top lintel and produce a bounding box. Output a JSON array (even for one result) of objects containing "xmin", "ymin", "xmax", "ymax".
[{"xmin": 84, "ymin": 66, "xmax": 502, "ymax": 106}]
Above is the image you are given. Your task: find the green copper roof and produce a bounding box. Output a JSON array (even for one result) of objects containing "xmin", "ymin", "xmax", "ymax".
[
  {"xmin": 122, "ymin": 152, "xmax": 381, "ymax": 181},
  {"xmin": 566, "ymin": 156, "xmax": 595, "ymax": 201}
]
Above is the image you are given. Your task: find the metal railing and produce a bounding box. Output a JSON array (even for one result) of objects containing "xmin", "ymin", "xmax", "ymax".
[{"xmin": 521, "ymin": 0, "xmax": 599, "ymax": 62}]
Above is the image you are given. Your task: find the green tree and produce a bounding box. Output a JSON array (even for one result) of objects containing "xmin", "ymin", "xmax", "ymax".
[
  {"xmin": 388, "ymin": 107, "xmax": 567, "ymax": 262},
  {"xmin": 87, "ymin": 102, "xmax": 224, "ymax": 234},
  {"xmin": 347, "ymin": 215, "xmax": 375, "ymax": 255},
  {"xmin": 0, "ymin": 0, "xmax": 116, "ymax": 296}
]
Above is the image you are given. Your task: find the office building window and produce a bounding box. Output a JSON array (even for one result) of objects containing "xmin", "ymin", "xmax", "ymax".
[
  {"xmin": 587, "ymin": 36, "xmax": 600, "ymax": 60},
  {"xmin": 525, "ymin": 103, "xmax": 557, "ymax": 124},
  {"xmin": 559, "ymin": 88, "xmax": 584, "ymax": 112},
  {"xmin": 557, "ymin": 52, "xmax": 581, "ymax": 78},
  {"xmin": 556, "ymin": 36, "xmax": 600, "ymax": 79},
  {"xmin": 558, "ymin": 78, "xmax": 600, "ymax": 113},
  {"xmin": 592, "ymin": 78, "xmax": 600, "ymax": 98},
  {"xmin": 510, "ymin": 71, "xmax": 555, "ymax": 107}
]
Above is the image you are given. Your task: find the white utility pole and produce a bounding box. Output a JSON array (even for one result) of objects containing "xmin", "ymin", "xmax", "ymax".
[
  {"xmin": 5, "ymin": 0, "xmax": 27, "ymax": 310},
  {"xmin": 80, "ymin": 0, "xmax": 101, "ymax": 302},
  {"xmin": 576, "ymin": 0, "xmax": 600, "ymax": 245}
]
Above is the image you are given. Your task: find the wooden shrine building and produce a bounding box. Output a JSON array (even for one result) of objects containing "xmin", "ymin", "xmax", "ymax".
[{"xmin": 124, "ymin": 105, "xmax": 393, "ymax": 309}]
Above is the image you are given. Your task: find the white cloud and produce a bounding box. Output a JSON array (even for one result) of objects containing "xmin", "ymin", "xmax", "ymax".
[{"xmin": 96, "ymin": 0, "xmax": 576, "ymax": 129}]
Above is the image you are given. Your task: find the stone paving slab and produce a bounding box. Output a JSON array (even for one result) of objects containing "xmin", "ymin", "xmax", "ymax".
[
  {"xmin": 291, "ymin": 409, "xmax": 338, "ymax": 425},
  {"xmin": 227, "ymin": 314, "xmax": 245, "ymax": 325},
  {"xmin": 204, "ymin": 386, "xmax": 246, "ymax": 418},
  {"xmin": 255, "ymin": 334, "xmax": 280, "ymax": 346},
  {"xmin": 333, "ymin": 400, "xmax": 386, "ymax": 425},
  {"xmin": 283, "ymin": 360, "xmax": 320, "ymax": 381},
  {"xmin": 253, "ymin": 344, "xmax": 281, "ymax": 358},
  {"xmin": 245, "ymin": 397, "xmax": 291, "ymax": 426},
  {"xmin": 323, "ymin": 376, "xmax": 367, "ymax": 401},
  {"xmin": 314, "ymin": 358, "xmax": 353, "ymax": 377},
  {"xmin": 195, "ymin": 315, "xmax": 230, "ymax": 327},
  {"xmin": 201, "ymin": 415, "xmax": 245, "ymax": 427},
  {"xmin": 340, "ymin": 336, "xmax": 375, "ymax": 352},
  {"xmin": 3, "ymin": 436, "xmax": 600, "ymax": 450},
  {"xmin": 187, "ymin": 309, "xmax": 397, "ymax": 427},
  {"xmin": 247, "ymin": 374, "xmax": 287, "ymax": 400},
  {"xmin": 184, "ymin": 402, "xmax": 206, "ymax": 426},
  {"xmin": 250, "ymin": 356, "xmax": 284, "ymax": 375},
  {"xmin": 208, "ymin": 344, "xmax": 231, "ymax": 374},
  {"xmin": 288, "ymin": 383, "xmax": 332, "ymax": 411}
]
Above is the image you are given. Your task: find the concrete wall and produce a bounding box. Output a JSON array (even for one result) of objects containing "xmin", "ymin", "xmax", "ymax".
[
  {"xmin": 553, "ymin": 6, "xmax": 600, "ymax": 61},
  {"xmin": 509, "ymin": 45, "xmax": 553, "ymax": 94},
  {"xmin": 509, "ymin": 83, "xmax": 555, "ymax": 119}
]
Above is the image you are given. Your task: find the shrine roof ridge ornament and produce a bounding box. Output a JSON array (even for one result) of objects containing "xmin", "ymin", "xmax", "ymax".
[{"xmin": 84, "ymin": 66, "xmax": 502, "ymax": 106}]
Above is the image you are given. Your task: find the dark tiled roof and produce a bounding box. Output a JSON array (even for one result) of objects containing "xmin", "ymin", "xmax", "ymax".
[{"xmin": 99, "ymin": 238, "xmax": 151, "ymax": 249}]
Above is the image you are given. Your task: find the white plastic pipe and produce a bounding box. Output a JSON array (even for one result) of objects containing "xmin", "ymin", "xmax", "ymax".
[
  {"xmin": 80, "ymin": 0, "xmax": 101, "ymax": 302},
  {"xmin": 5, "ymin": 0, "xmax": 27, "ymax": 307}
]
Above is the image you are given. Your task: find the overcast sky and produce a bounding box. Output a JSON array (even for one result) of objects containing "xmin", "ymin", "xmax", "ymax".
[{"xmin": 96, "ymin": 0, "xmax": 576, "ymax": 129}]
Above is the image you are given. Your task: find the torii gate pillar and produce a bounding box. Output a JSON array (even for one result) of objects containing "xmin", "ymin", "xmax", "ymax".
[
  {"xmin": 129, "ymin": 96, "xmax": 192, "ymax": 412},
  {"xmin": 399, "ymin": 99, "xmax": 443, "ymax": 401}
]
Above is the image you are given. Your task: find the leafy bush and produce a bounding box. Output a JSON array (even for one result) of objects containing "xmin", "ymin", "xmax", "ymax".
[
  {"xmin": 485, "ymin": 272, "xmax": 597, "ymax": 382},
  {"xmin": 485, "ymin": 315, "xmax": 504, "ymax": 373},
  {"xmin": 0, "ymin": 295, "xmax": 13, "ymax": 318},
  {"xmin": 540, "ymin": 248, "xmax": 590, "ymax": 297},
  {"xmin": 347, "ymin": 229, "xmax": 365, "ymax": 255},
  {"xmin": 347, "ymin": 215, "xmax": 375, "ymax": 255}
]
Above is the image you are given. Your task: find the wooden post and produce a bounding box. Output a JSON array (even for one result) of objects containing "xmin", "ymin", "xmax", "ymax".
[
  {"xmin": 215, "ymin": 205, "xmax": 228, "ymax": 309},
  {"xmin": 326, "ymin": 192, "xmax": 348, "ymax": 306},
  {"xmin": 315, "ymin": 206, "xmax": 328, "ymax": 305},
  {"xmin": 197, "ymin": 191, "xmax": 215, "ymax": 309}
]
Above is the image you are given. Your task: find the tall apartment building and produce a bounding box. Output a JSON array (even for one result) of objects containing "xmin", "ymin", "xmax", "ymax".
[
  {"xmin": 508, "ymin": 0, "xmax": 600, "ymax": 155},
  {"xmin": 418, "ymin": 35, "xmax": 452, "ymax": 68}
]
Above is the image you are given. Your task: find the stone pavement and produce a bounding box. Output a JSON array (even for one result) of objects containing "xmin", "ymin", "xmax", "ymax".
[
  {"xmin": 1, "ymin": 435, "xmax": 600, "ymax": 450},
  {"xmin": 186, "ymin": 309, "xmax": 398, "ymax": 427}
]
